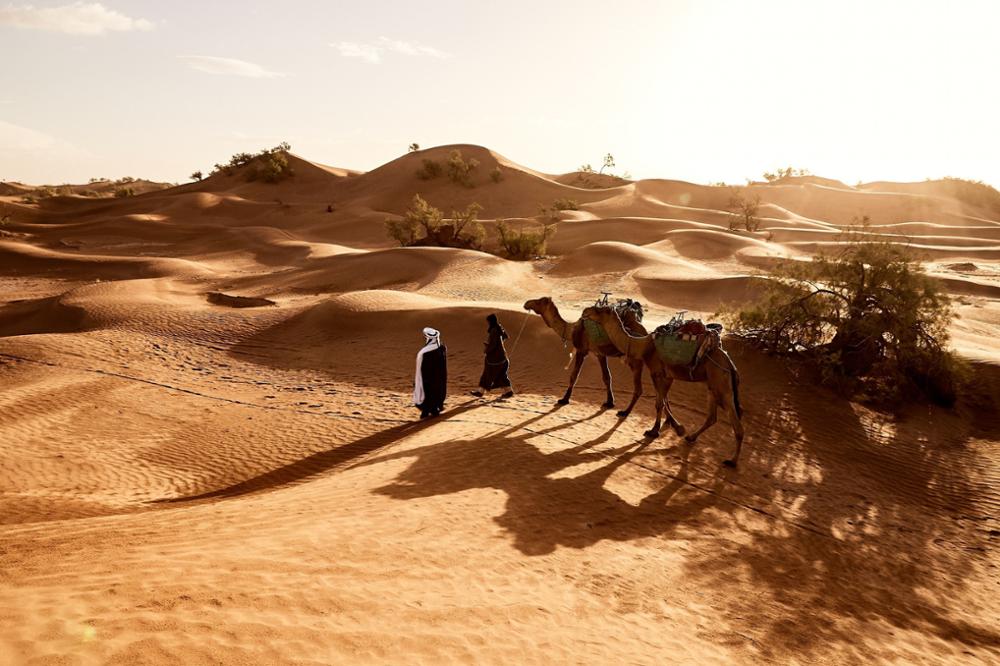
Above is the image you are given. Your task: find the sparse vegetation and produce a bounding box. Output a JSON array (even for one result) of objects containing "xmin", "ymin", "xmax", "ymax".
[
  {"xmin": 190, "ymin": 170, "xmax": 204, "ymax": 181},
  {"xmin": 763, "ymin": 166, "xmax": 810, "ymax": 182},
  {"xmin": 446, "ymin": 149, "xmax": 479, "ymax": 187},
  {"xmin": 579, "ymin": 164, "xmax": 595, "ymax": 173},
  {"xmin": 490, "ymin": 166, "xmax": 503, "ymax": 183},
  {"xmin": 416, "ymin": 158, "xmax": 443, "ymax": 180},
  {"xmin": 496, "ymin": 219, "xmax": 556, "ymax": 260},
  {"xmin": 209, "ymin": 142, "xmax": 293, "ymax": 183},
  {"xmin": 553, "ymin": 198, "xmax": 579, "ymax": 211},
  {"xmin": 114, "ymin": 187, "xmax": 135, "ymax": 198},
  {"xmin": 723, "ymin": 222, "xmax": 962, "ymax": 407},
  {"xmin": 727, "ymin": 188, "xmax": 762, "ymax": 232},
  {"xmin": 600, "ymin": 153, "xmax": 615, "ymax": 174},
  {"xmin": 408, "ymin": 143, "xmax": 420, "ymax": 152},
  {"xmin": 384, "ymin": 195, "xmax": 484, "ymax": 250}
]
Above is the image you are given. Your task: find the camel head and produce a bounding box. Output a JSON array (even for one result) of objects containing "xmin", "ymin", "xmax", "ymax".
[{"xmin": 523, "ymin": 296, "xmax": 554, "ymax": 315}]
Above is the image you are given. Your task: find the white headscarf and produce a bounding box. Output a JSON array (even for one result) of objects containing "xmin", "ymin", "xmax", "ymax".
[{"xmin": 414, "ymin": 327, "xmax": 442, "ymax": 405}]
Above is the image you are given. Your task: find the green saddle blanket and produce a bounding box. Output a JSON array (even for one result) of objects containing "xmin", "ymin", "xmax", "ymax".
[
  {"xmin": 583, "ymin": 319, "xmax": 610, "ymax": 345},
  {"xmin": 654, "ymin": 334, "xmax": 699, "ymax": 366}
]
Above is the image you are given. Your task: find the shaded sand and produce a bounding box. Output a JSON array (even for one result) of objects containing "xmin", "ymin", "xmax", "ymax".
[{"xmin": 2, "ymin": 145, "xmax": 999, "ymax": 665}]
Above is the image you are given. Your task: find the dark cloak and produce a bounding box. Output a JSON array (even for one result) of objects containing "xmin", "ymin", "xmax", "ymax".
[
  {"xmin": 417, "ymin": 345, "xmax": 448, "ymax": 413},
  {"xmin": 478, "ymin": 325, "xmax": 512, "ymax": 390}
]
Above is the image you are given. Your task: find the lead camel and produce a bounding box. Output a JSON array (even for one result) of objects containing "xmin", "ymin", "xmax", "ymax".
[{"xmin": 523, "ymin": 296, "xmax": 646, "ymax": 416}]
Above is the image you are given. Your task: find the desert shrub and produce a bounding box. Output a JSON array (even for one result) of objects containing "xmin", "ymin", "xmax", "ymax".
[
  {"xmin": 763, "ymin": 166, "xmax": 810, "ymax": 182},
  {"xmin": 88, "ymin": 177, "xmax": 106, "ymax": 184},
  {"xmin": 727, "ymin": 188, "xmax": 762, "ymax": 232},
  {"xmin": 210, "ymin": 142, "xmax": 293, "ymax": 182},
  {"xmin": 495, "ymin": 219, "xmax": 556, "ymax": 260},
  {"xmin": 578, "ymin": 163, "xmax": 594, "ymax": 173},
  {"xmin": 114, "ymin": 187, "xmax": 135, "ymax": 198},
  {"xmin": 384, "ymin": 195, "xmax": 484, "ymax": 249},
  {"xmin": 191, "ymin": 170, "xmax": 204, "ymax": 181},
  {"xmin": 79, "ymin": 190, "xmax": 97, "ymax": 197},
  {"xmin": 248, "ymin": 150, "xmax": 293, "ymax": 183},
  {"xmin": 600, "ymin": 153, "xmax": 615, "ymax": 174},
  {"xmin": 490, "ymin": 166, "xmax": 503, "ymax": 183},
  {"xmin": 446, "ymin": 149, "xmax": 479, "ymax": 187},
  {"xmin": 553, "ymin": 198, "xmax": 579, "ymax": 211},
  {"xmin": 415, "ymin": 159, "xmax": 443, "ymax": 180},
  {"xmin": 408, "ymin": 143, "xmax": 420, "ymax": 152},
  {"xmin": 722, "ymin": 225, "xmax": 962, "ymax": 407}
]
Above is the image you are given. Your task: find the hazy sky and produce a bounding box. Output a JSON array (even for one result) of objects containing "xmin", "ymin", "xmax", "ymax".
[{"xmin": 2, "ymin": 0, "xmax": 998, "ymax": 186}]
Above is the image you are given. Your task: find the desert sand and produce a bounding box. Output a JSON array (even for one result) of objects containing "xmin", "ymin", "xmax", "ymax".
[{"xmin": 1, "ymin": 145, "xmax": 998, "ymax": 664}]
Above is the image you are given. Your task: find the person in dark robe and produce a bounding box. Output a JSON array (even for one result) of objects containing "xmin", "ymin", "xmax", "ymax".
[
  {"xmin": 472, "ymin": 314, "xmax": 514, "ymax": 399},
  {"xmin": 413, "ymin": 327, "xmax": 447, "ymax": 419}
]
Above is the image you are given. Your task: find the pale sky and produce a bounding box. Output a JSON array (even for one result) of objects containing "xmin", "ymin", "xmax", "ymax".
[{"xmin": 1, "ymin": 0, "xmax": 998, "ymax": 187}]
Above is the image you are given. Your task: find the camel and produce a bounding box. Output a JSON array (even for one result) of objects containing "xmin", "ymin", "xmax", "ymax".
[
  {"xmin": 523, "ymin": 297, "xmax": 647, "ymax": 416},
  {"xmin": 582, "ymin": 306, "xmax": 745, "ymax": 467}
]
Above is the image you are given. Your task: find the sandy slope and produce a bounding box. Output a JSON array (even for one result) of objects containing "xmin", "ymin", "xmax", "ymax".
[{"xmin": 1, "ymin": 145, "xmax": 999, "ymax": 665}]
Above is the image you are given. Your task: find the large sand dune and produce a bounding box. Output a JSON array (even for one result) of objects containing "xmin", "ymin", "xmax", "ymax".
[{"xmin": 1, "ymin": 145, "xmax": 998, "ymax": 665}]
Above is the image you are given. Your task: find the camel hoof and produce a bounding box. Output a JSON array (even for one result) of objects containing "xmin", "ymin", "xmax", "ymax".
[
  {"xmin": 643, "ymin": 429, "xmax": 661, "ymax": 439},
  {"xmin": 722, "ymin": 459, "xmax": 737, "ymax": 468},
  {"xmin": 556, "ymin": 398, "xmax": 570, "ymax": 406},
  {"xmin": 673, "ymin": 424, "xmax": 686, "ymax": 437},
  {"xmin": 616, "ymin": 410, "xmax": 630, "ymax": 419},
  {"xmin": 603, "ymin": 401, "xmax": 615, "ymax": 410},
  {"xmin": 684, "ymin": 434, "xmax": 698, "ymax": 444}
]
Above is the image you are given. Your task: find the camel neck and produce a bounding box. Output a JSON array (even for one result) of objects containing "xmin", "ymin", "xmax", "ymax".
[{"xmin": 542, "ymin": 305, "xmax": 573, "ymax": 342}]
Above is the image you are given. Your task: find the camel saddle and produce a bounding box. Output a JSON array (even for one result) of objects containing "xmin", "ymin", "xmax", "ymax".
[
  {"xmin": 583, "ymin": 299, "xmax": 645, "ymax": 345},
  {"xmin": 653, "ymin": 319, "xmax": 723, "ymax": 367}
]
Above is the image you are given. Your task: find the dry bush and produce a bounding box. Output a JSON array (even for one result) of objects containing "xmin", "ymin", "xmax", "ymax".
[
  {"xmin": 114, "ymin": 187, "xmax": 135, "ymax": 198},
  {"xmin": 385, "ymin": 195, "xmax": 483, "ymax": 250},
  {"xmin": 496, "ymin": 219, "xmax": 556, "ymax": 260},
  {"xmin": 416, "ymin": 159, "xmax": 443, "ymax": 180},
  {"xmin": 727, "ymin": 188, "xmax": 762, "ymax": 232},
  {"xmin": 209, "ymin": 142, "xmax": 293, "ymax": 182},
  {"xmin": 490, "ymin": 166, "xmax": 503, "ymax": 183},
  {"xmin": 446, "ymin": 149, "xmax": 479, "ymax": 187},
  {"xmin": 553, "ymin": 198, "xmax": 579, "ymax": 211},
  {"xmin": 722, "ymin": 224, "xmax": 963, "ymax": 407}
]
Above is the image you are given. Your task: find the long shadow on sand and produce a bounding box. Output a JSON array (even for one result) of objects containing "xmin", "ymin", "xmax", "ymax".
[
  {"xmin": 154, "ymin": 400, "xmax": 484, "ymax": 503},
  {"xmin": 354, "ymin": 353, "xmax": 1000, "ymax": 659}
]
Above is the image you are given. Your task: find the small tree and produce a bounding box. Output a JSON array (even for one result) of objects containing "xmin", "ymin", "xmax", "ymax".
[
  {"xmin": 450, "ymin": 202, "xmax": 485, "ymax": 249},
  {"xmin": 600, "ymin": 153, "xmax": 615, "ymax": 174},
  {"xmin": 446, "ymin": 149, "xmax": 479, "ymax": 187},
  {"xmin": 727, "ymin": 188, "xmax": 762, "ymax": 232},
  {"xmin": 723, "ymin": 223, "xmax": 962, "ymax": 406},
  {"xmin": 496, "ymin": 219, "xmax": 556, "ymax": 260},
  {"xmin": 190, "ymin": 170, "xmax": 204, "ymax": 181},
  {"xmin": 408, "ymin": 143, "xmax": 420, "ymax": 152},
  {"xmin": 763, "ymin": 166, "xmax": 810, "ymax": 182}
]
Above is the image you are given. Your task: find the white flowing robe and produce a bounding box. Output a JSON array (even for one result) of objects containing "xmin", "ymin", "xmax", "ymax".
[{"xmin": 413, "ymin": 337, "xmax": 440, "ymax": 405}]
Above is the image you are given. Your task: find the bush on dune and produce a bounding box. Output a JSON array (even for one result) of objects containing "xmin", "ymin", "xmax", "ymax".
[
  {"xmin": 727, "ymin": 188, "xmax": 762, "ymax": 232},
  {"xmin": 722, "ymin": 222, "xmax": 963, "ymax": 407},
  {"xmin": 415, "ymin": 150, "xmax": 480, "ymax": 187},
  {"xmin": 385, "ymin": 195, "xmax": 484, "ymax": 250},
  {"xmin": 208, "ymin": 142, "xmax": 294, "ymax": 183},
  {"xmin": 495, "ymin": 219, "xmax": 556, "ymax": 260}
]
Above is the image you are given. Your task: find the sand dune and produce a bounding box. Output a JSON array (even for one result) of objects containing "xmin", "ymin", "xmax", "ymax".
[{"xmin": 2, "ymin": 145, "xmax": 999, "ymax": 665}]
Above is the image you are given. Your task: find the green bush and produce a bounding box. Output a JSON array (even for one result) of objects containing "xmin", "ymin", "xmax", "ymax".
[
  {"xmin": 446, "ymin": 149, "xmax": 478, "ymax": 187},
  {"xmin": 553, "ymin": 198, "xmax": 579, "ymax": 211},
  {"xmin": 385, "ymin": 196, "xmax": 485, "ymax": 250},
  {"xmin": 210, "ymin": 142, "xmax": 293, "ymax": 182},
  {"xmin": 722, "ymin": 224, "xmax": 962, "ymax": 407},
  {"xmin": 496, "ymin": 219, "xmax": 556, "ymax": 260},
  {"xmin": 415, "ymin": 159, "xmax": 443, "ymax": 180}
]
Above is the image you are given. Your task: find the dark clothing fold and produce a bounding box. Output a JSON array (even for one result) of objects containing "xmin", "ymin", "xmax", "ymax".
[{"xmin": 478, "ymin": 326, "xmax": 512, "ymax": 390}]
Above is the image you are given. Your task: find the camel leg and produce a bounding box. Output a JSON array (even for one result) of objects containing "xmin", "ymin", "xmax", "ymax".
[
  {"xmin": 616, "ymin": 359, "xmax": 643, "ymax": 418},
  {"xmin": 597, "ymin": 354, "xmax": 615, "ymax": 409},
  {"xmin": 723, "ymin": 393, "xmax": 744, "ymax": 468},
  {"xmin": 644, "ymin": 372, "xmax": 665, "ymax": 438},
  {"xmin": 659, "ymin": 376, "xmax": 686, "ymax": 437},
  {"xmin": 684, "ymin": 391, "xmax": 718, "ymax": 444},
  {"xmin": 558, "ymin": 350, "xmax": 587, "ymax": 405}
]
